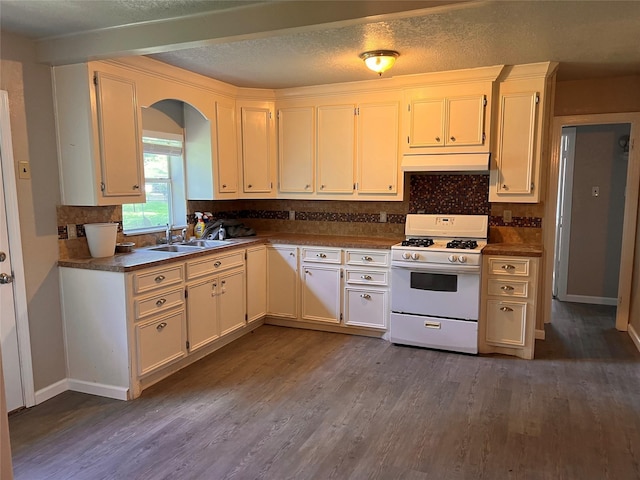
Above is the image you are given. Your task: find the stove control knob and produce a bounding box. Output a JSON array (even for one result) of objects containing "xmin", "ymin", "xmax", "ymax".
[
  {"xmin": 402, "ymin": 252, "xmax": 411, "ymax": 260},
  {"xmin": 458, "ymin": 255, "xmax": 467, "ymax": 263},
  {"xmin": 448, "ymin": 254, "xmax": 458, "ymax": 263},
  {"xmin": 411, "ymin": 252, "xmax": 420, "ymax": 260}
]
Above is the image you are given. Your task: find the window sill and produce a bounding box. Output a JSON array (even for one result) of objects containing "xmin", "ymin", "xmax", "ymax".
[{"xmin": 124, "ymin": 225, "xmax": 188, "ymax": 237}]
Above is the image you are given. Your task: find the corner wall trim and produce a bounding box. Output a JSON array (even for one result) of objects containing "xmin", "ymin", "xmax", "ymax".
[
  {"xmin": 35, "ymin": 379, "xmax": 69, "ymax": 405},
  {"xmin": 629, "ymin": 324, "xmax": 640, "ymax": 353},
  {"xmin": 535, "ymin": 329, "xmax": 546, "ymax": 340},
  {"xmin": 67, "ymin": 379, "xmax": 128, "ymax": 401}
]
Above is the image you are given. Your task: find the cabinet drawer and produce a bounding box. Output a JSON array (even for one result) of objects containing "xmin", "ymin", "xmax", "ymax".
[
  {"xmin": 300, "ymin": 247, "xmax": 342, "ymax": 264},
  {"xmin": 344, "ymin": 288, "xmax": 387, "ymax": 330},
  {"xmin": 486, "ymin": 300, "xmax": 527, "ymax": 347},
  {"xmin": 487, "ymin": 279, "xmax": 529, "ymax": 298},
  {"xmin": 132, "ymin": 264, "xmax": 184, "ymax": 294},
  {"xmin": 186, "ymin": 250, "xmax": 245, "ymax": 280},
  {"xmin": 345, "ymin": 269, "xmax": 388, "ymax": 286},
  {"xmin": 488, "ymin": 258, "xmax": 530, "ymax": 276},
  {"xmin": 345, "ymin": 249, "xmax": 389, "ymax": 267},
  {"xmin": 134, "ymin": 287, "xmax": 184, "ymax": 320},
  {"xmin": 135, "ymin": 310, "xmax": 187, "ymax": 377}
]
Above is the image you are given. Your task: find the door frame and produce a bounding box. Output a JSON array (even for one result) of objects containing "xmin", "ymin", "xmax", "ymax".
[
  {"xmin": 543, "ymin": 112, "xmax": 640, "ymax": 331},
  {"xmin": 0, "ymin": 90, "xmax": 35, "ymax": 407}
]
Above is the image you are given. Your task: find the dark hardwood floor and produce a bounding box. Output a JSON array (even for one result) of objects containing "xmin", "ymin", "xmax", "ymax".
[{"xmin": 9, "ymin": 301, "xmax": 640, "ymax": 480}]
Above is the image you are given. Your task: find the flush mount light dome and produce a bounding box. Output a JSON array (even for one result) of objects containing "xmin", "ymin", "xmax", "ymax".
[{"xmin": 359, "ymin": 50, "xmax": 399, "ymax": 76}]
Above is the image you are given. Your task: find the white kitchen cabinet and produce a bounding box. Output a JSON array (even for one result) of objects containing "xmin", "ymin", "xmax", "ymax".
[
  {"xmin": 52, "ymin": 63, "xmax": 144, "ymax": 206},
  {"xmin": 215, "ymin": 99, "xmax": 239, "ymax": 195},
  {"xmin": 480, "ymin": 254, "xmax": 540, "ymax": 360},
  {"xmin": 135, "ymin": 310, "xmax": 188, "ymax": 377},
  {"xmin": 300, "ymin": 263, "xmax": 342, "ymax": 324},
  {"xmin": 185, "ymin": 277, "xmax": 219, "ymax": 351},
  {"xmin": 218, "ymin": 267, "xmax": 247, "ymax": 336},
  {"xmin": 278, "ymin": 106, "xmax": 315, "ymax": 193},
  {"xmin": 266, "ymin": 245, "xmax": 298, "ymax": 319},
  {"xmin": 238, "ymin": 101, "xmax": 276, "ymax": 195},
  {"xmin": 490, "ymin": 62, "xmax": 558, "ymax": 203},
  {"xmin": 317, "ymin": 104, "xmax": 356, "ymax": 194},
  {"xmin": 246, "ymin": 245, "xmax": 267, "ymax": 323},
  {"xmin": 344, "ymin": 288, "xmax": 387, "ymax": 330}
]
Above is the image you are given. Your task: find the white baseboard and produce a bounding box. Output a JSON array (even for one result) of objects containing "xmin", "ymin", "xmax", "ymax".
[
  {"xmin": 561, "ymin": 294, "xmax": 617, "ymax": 306},
  {"xmin": 35, "ymin": 378, "xmax": 69, "ymax": 405},
  {"xmin": 67, "ymin": 379, "xmax": 129, "ymax": 401},
  {"xmin": 629, "ymin": 324, "xmax": 640, "ymax": 353},
  {"xmin": 535, "ymin": 329, "xmax": 545, "ymax": 340}
]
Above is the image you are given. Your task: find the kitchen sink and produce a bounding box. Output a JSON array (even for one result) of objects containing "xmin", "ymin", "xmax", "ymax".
[
  {"xmin": 149, "ymin": 244, "xmax": 205, "ymax": 253},
  {"xmin": 183, "ymin": 239, "xmax": 230, "ymax": 247}
]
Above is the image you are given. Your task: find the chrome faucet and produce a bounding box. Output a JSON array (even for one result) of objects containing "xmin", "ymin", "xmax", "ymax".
[
  {"xmin": 166, "ymin": 223, "xmax": 173, "ymax": 244},
  {"xmin": 181, "ymin": 228, "xmax": 187, "ymax": 243}
]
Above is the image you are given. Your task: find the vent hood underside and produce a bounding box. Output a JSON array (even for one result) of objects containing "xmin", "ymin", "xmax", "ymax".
[{"xmin": 401, "ymin": 153, "xmax": 490, "ymax": 173}]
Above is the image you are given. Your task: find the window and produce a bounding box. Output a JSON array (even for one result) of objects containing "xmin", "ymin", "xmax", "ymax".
[{"xmin": 122, "ymin": 131, "xmax": 187, "ymax": 233}]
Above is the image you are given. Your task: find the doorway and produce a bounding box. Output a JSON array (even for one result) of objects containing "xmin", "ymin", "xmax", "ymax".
[
  {"xmin": 543, "ymin": 112, "xmax": 640, "ymax": 332},
  {"xmin": 553, "ymin": 123, "xmax": 630, "ymax": 306},
  {"xmin": 0, "ymin": 90, "xmax": 34, "ymax": 411}
]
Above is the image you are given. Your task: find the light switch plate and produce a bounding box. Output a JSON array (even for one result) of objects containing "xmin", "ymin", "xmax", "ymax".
[
  {"xmin": 18, "ymin": 161, "xmax": 31, "ymax": 179},
  {"xmin": 67, "ymin": 224, "xmax": 77, "ymax": 239},
  {"xmin": 289, "ymin": 210, "xmax": 295, "ymax": 221},
  {"xmin": 503, "ymin": 210, "xmax": 512, "ymax": 223},
  {"xmin": 380, "ymin": 212, "xmax": 387, "ymax": 223}
]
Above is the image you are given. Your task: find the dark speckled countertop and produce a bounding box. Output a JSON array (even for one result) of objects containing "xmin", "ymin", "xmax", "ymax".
[
  {"xmin": 483, "ymin": 243, "xmax": 543, "ymax": 257},
  {"xmin": 58, "ymin": 233, "xmax": 403, "ymax": 272}
]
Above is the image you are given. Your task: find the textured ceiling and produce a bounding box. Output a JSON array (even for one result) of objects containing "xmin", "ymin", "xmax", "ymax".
[{"xmin": 1, "ymin": 0, "xmax": 639, "ymax": 89}]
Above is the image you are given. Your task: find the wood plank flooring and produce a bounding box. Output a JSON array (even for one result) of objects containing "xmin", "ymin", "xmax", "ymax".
[{"xmin": 9, "ymin": 301, "xmax": 640, "ymax": 480}]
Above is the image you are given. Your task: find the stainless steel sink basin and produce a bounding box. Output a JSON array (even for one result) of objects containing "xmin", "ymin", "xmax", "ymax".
[
  {"xmin": 149, "ymin": 244, "xmax": 205, "ymax": 253},
  {"xmin": 183, "ymin": 239, "xmax": 230, "ymax": 247}
]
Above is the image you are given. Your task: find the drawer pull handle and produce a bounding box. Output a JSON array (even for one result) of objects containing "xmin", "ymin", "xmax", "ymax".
[
  {"xmin": 501, "ymin": 264, "xmax": 515, "ymax": 270},
  {"xmin": 360, "ymin": 294, "xmax": 371, "ymax": 300},
  {"xmin": 501, "ymin": 285, "xmax": 515, "ymax": 291},
  {"xmin": 500, "ymin": 306, "xmax": 514, "ymax": 312},
  {"xmin": 435, "ymin": 136, "xmax": 441, "ymax": 142},
  {"xmin": 316, "ymin": 253, "xmax": 327, "ymax": 258},
  {"xmin": 156, "ymin": 298, "xmax": 167, "ymax": 307},
  {"xmin": 362, "ymin": 256, "xmax": 373, "ymax": 261},
  {"xmin": 450, "ymin": 136, "xmax": 456, "ymax": 142},
  {"xmin": 156, "ymin": 322, "xmax": 167, "ymax": 331},
  {"xmin": 361, "ymin": 275, "xmax": 372, "ymax": 280},
  {"xmin": 214, "ymin": 261, "xmax": 222, "ymax": 268},
  {"xmin": 154, "ymin": 275, "xmax": 165, "ymax": 283},
  {"xmin": 425, "ymin": 321, "xmax": 441, "ymax": 329}
]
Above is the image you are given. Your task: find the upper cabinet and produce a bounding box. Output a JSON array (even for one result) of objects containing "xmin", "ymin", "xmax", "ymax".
[
  {"xmin": 278, "ymin": 106, "xmax": 315, "ymax": 193},
  {"xmin": 237, "ymin": 99, "xmax": 276, "ymax": 197},
  {"xmin": 317, "ymin": 103, "xmax": 357, "ymax": 194},
  {"xmin": 489, "ymin": 62, "xmax": 559, "ymax": 203},
  {"xmin": 53, "ymin": 63, "xmax": 145, "ymax": 206}
]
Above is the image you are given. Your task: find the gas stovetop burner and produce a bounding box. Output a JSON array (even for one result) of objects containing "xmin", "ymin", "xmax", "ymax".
[
  {"xmin": 446, "ymin": 240, "xmax": 478, "ymax": 250},
  {"xmin": 401, "ymin": 238, "xmax": 434, "ymax": 247}
]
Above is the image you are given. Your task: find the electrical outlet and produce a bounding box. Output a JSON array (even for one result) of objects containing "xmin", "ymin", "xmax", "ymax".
[
  {"xmin": 380, "ymin": 212, "xmax": 387, "ymax": 223},
  {"xmin": 18, "ymin": 161, "xmax": 31, "ymax": 179},
  {"xmin": 289, "ymin": 210, "xmax": 295, "ymax": 221},
  {"xmin": 503, "ymin": 210, "xmax": 512, "ymax": 223},
  {"xmin": 67, "ymin": 224, "xmax": 77, "ymax": 239}
]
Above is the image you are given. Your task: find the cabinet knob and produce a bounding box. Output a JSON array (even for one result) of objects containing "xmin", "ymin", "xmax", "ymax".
[
  {"xmin": 154, "ymin": 275, "xmax": 165, "ymax": 283},
  {"xmin": 501, "ymin": 285, "xmax": 515, "ymax": 291},
  {"xmin": 305, "ymin": 184, "xmax": 310, "ymax": 189},
  {"xmin": 156, "ymin": 322, "xmax": 167, "ymax": 331},
  {"xmin": 222, "ymin": 184, "xmax": 227, "ymax": 188},
  {"xmin": 388, "ymin": 185, "xmax": 393, "ymax": 190},
  {"xmin": 501, "ymin": 264, "xmax": 515, "ymax": 270},
  {"xmin": 360, "ymin": 294, "xmax": 371, "ymax": 300},
  {"xmin": 247, "ymin": 184, "xmax": 252, "ymax": 188},
  {"xmin": 133, "ymin": 184, "xmax": 140, "ymax": 189},
  {"xmin": 304, "ymin": 269, "xmax": 310, "ymax": 274},
  {"xmin": 502, "ymin": 184, "xmax": 508, "ymax": 190},
  {"xmin": 435, "ymin": 136, "xmax": 441, "ymax": 142},
  {"xmin": 214, "ymin": 261, "xmax": 222, "ymax": 268},
  {"xmin": 361, "ymin": 275, "xmax": 372, "ymax": 280},
  {"xmin": 499, "ymin": 306, "xmax": 514, "ymax": 312},
  {"xmin": 450, "ymin": 136, "xmax": 456, "ymax": 142},
  {"xmin": 155, "ymin": 298, "xmax": 167, "ymax": 307},
  {"xmin": 316, "ymin": 253, "xmax": 327, "ymax": 258},
  {"xmin": 289, "ymin": 252, "xmax": 295, "ymax": 257},
  {"xmin": 321, "ymin": 184, "xmax": 325, "ymax": 189}
]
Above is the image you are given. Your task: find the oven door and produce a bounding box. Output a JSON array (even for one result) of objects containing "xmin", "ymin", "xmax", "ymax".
[{"xmin": 391, "ymin": 264, "xmax": 481, "ymax": 320}]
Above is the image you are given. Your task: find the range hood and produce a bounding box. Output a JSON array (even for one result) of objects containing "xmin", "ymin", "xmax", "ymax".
[{"xmin": 401, "ymin": 153, "xmax": 490, "ymax": 172}]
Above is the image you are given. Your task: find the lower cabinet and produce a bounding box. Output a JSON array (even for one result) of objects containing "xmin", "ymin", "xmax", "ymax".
[
  {"xmin": 344, "ymin": 287, "xmax": 387, "ymax": 330},
  {"xmin": 246, "ymin": 245, "xmax": 267, "ymax": 323},
  {"xmin": 266, "ymin": 245, "xmax": 298, "ymax": 318},
  {"xmin": 300, "ymin": 263, "xmax": 342, "ymax": 324},
  {"xmin": 135, "ymin": 310, "xmax": 188, "ymax": 376},
  {"xmin": 480, "ymin": 254, "xmax": 539, "ymax": 359},
  {"xmin": 186, "ymin": 277, "xmax": 220, "ymax": 351}
]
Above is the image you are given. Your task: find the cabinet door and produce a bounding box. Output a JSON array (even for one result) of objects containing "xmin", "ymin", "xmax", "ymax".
[
  {"xmin": 136, "ymin": 310, "xmax": 187, "ymax": 377},
  {"xmin": 317, "ymin": 104, "xmax": 355, "ymax": 194},
  {"xmin": 219, "ymin": 268, "xmax": 246, "ymax": 336},
  {"xmin": 494, "ymin": 92, "xmax": 539, "ymax": 197},
  {"xmin": 241, "ymin": 106, "xmax": 272, "ymax": 193},
  {"xmin": 344, "ymin": 288, "xmax": 387, "ymax": 330},
  {"xmin": 247, "ymin": 246, "xmax": 267, "ymax": 323},
  {"xmin": 485, "ymin": 300, "xmax": 527, "ymax": 347},
  {"xmin": 446, "ymin": 95, "xmax": 485, "ymax": 147},
  {"xmin": 267, "ymin": 246, "xmax": 298, "ymax": 318},
  {"xmin": 357, "ymin": 102, "xmax": 399, "ymax": 194},
  {"xmin": 186, "ymin": 278, "xmax": 219, "ymax": 351},
  {"xmin": 279, "ymin": 107, "xmax": 314, "ymax": 193},
  {"xmin": 408, "ymin": 97, "xmax": 444, "ymax": 148},
  {"xmin": 300, "ymin": 264, "xmax": 341, "ymax": 324},
  {"xmin": 216, "ymin": 100, "xmax": 239, "ymax": 194},
  {"xmin": 94, "ymin": 72, "xmax": 144, "ymax": 199}
]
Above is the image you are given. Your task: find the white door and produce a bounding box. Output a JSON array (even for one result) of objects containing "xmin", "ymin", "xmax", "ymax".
[{"xmin": 0, "ymin": 116, "xmax": 24, "ymax": 412}]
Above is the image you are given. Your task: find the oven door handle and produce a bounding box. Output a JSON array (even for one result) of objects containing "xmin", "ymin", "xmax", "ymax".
[{"xmin": 391, "ymin": 263, "xmax": 481, "ymax": 274}]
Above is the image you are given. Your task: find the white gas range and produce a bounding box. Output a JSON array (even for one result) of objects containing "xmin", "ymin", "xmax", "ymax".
[{"xmin": 389, "ymin": 214, "xmax": 488, "ymax": 354}]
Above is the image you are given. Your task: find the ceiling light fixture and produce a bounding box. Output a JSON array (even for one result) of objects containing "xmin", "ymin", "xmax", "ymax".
[{"xmin": 359, "ymin": 50, "xmax": 399, "ymax": 76}]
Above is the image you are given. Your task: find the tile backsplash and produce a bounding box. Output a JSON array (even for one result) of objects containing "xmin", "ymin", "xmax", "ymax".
[{"xmin": 57, "ymin": 174, "xmax": 544, "ymax": 259}]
